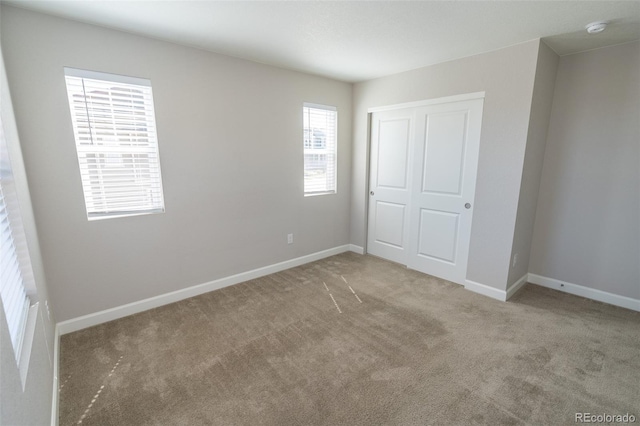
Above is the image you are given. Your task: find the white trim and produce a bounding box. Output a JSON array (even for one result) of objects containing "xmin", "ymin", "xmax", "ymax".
[
  {"xmin": 303, "ymin": 191, "xmax": 337, "ymax": 197},
  {"xmin": 367, "ymin": 92, "xmax": 485, "ymax": 113},
  {"xmin": 528, "ymin": 274, "xmax": 640, "ymax": 312},
  {"xmin": 506, "ymin": 273, "xmax": 528, "ymax": 300},
  {"xmin": 303, "ymin": 102, "xmax": 336, "ymax": 111},
  {"xmin": 349, "ymin": 244, "xmax": 364, "ymax": 255},
  {"xmin": 57, "ymin": 245, "xmax": 352, "ymax": 335},
  {"xmin": 63, "ymin": 67, "xmax": 151, "ymax": 87},
  {"xmin": 50, "ymin": 324, "xmax": 60, "ymax": 426},
  {"xmin": 18, "ymin": 303, "xmax": 39, "ymax": 390},
  {"xmin": 464, "ymin": 279, "xmax": 506, "ymax": 301}
]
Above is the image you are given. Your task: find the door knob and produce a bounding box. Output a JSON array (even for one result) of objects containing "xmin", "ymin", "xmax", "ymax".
[
  {"xmin": 370, "ymin": 191, "xmax": 375, "ymax": 196},
  {"xmin": 464, "ymin": 203, "xmax": 471, "ymax": 209}
]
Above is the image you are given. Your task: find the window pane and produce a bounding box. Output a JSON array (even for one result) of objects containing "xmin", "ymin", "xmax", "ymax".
[
  {"xmin": 303, "ymin": 104, "xmax": 337, "ymax": 195},
  {"xmin": 64, "ymin": 68, "xmax": 165, "ymax": 219},
  {"xmin": 0, "ymin": 116, "xmax": 31, "ymax": 362}
]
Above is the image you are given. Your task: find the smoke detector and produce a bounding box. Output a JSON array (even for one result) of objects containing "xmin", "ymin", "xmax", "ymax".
[{"xmin": 585, "ymin": 21, "xmax": 608, "ymax": 34}]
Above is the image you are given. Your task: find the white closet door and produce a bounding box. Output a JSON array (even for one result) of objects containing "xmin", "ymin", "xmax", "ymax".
[
  {"xmin": 407, "ymin": 99, "xmax": 483, "ymax": 284},
  {"xmin": 367, "ymin": 95, "xmax": 483, "ymax": 285},
  {"xmin": 367, "ymin": 108, "xmax": 415, "ymax": 264}
]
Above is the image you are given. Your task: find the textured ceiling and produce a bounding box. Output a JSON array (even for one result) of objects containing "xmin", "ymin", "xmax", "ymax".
[{"xmin": 4, "ymin": 1, "xmax": 640, "ymax": 82}]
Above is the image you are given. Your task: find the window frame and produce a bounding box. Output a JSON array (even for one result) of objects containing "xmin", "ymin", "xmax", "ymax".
[
  {"xmin": 0, "ymin": 114, "xmax": 39, "ymax": 391},
  {"xmin": 64, "ymin": 67, "xmax": 166, "ymax": 220},
  {"xmin": 303, "ymin": 102, "xmax": 338, "ymax": 196}
]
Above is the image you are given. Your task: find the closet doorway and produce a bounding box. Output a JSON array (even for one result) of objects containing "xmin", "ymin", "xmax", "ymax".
[{"xmin": 367, "ymin": 93, "xmax": 484, "ymax": 285}]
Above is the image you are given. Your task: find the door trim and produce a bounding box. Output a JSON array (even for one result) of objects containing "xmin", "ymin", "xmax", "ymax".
[{"xmin": 368, "ymin": 91, "xmax": 485, "ymax": 113}]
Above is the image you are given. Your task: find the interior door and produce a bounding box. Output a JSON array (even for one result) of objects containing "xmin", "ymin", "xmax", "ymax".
[
  {"xmin": 366, "ymin": 108, "xmax": 415, "ymax": 264},
  {"xmin": 407, "ymin": 99, "xmax": 483, "ymax": 284}
]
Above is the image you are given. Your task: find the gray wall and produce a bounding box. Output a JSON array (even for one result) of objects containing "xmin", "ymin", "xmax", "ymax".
[
  {"xmin": 507, "ymin": 42, "xmax": 559, "ymax": 287},
  {"xmin": 0, "ymin": 24, "xmax": 55, "ymax": 425},
  {"xmin": 1, "ymin": 6, "xmax": 353, "ymax": 322},
  {"xmin": 351, "ymin": 40, "xmax": 541, "ymax": 290},
  {"xmin": 0, "ymin": 308, "xmax": 53, "ymax": 425},
  {"xmin": 530, "ymin": 41, "xmax": 640, "ymax": 299}
]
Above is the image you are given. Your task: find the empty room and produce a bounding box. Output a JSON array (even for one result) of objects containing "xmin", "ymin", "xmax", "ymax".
[{"xmin": 0, "ymin": 1, "xmax": 638, "ymax": 425}]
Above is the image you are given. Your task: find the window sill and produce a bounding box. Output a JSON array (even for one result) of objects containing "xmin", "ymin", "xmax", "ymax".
[
  {"xmin": 87, "ymin": 209, "xmax": 165, "ymax": 221},
  {"xmin": 18, "ymin": 302, "xmax": 39, "ymax": 390},
  {"xmin": 304, "ymin": 191, "xmax": 337, "ymax": 197}
]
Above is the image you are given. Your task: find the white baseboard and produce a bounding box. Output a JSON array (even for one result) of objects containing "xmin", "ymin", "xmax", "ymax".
[
  {"xmin": 528, "ymin": 273, "xmax": 640, "ymax": 312},
  {"xmin": 349, "ymin": 244, "xmax": 364, "ymax": 255},
  {"xmin": 506, "ymin": 273, "xmax": 528, "ymax": 300},
  {"xmin": 464, "ymin": 279, "xmax": 507, "ymax": 301},
  {"xmin": 57, "ymin": 245, "xmax": 353, "ymax": 335},
  {"xmin": 50, "ymin": 324, "xmax": 59, "ymax": 426}
]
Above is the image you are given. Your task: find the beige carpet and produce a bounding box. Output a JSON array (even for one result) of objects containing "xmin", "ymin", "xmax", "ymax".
[{"xmin": 58, "ymin": 253, "xmax": 640, "ymax": 425}]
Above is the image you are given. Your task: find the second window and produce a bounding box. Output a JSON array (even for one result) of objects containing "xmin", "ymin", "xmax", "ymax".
[{"xmin": 303, "ymin": 103, "xmax": 337, "ymax": 195}]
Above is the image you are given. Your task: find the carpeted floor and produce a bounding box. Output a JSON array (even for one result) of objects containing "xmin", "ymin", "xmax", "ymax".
[{"xmin": 58, "ymin": 253, "xmax": 640, "ymax": 425}]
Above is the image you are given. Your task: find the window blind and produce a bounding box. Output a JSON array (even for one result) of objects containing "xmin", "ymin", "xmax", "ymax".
[
  {"xmin": 64, "ymin": 68, "xmax": 165, "ymax": 219},
  {"xmin": 0, "ymin": 162, "xmax": 30, "ymax": 362},
  {"xmin": 303, "ymin": 103, "xmax": 337, "ymax": 195}
]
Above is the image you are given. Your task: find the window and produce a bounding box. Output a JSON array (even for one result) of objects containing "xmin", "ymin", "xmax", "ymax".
[
  {"xmin": 303, "ymin": 103, "xmax": 337, "ymax": 195},
  {"xmin": 64, "ymin": 68, "xmax": 165, "ymax": 220},
  {"xmin": 0, "ymin": 116, "xmax": 31, "ymax": 364}
]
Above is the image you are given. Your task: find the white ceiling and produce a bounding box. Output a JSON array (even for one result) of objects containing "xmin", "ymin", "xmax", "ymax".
[{"xmin": 4, "ymin": 1, "xmax": 640, "ymax": 82}]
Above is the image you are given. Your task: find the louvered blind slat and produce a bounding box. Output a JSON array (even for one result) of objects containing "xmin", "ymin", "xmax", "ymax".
[
  {"xmin": 64, "ymin": 68, "xmax": 165, "ymax": 219},
  {"xmin": 303, "ymin": 104, "xmax": 337, "ymax": 195},
  {"xmin": 0, "ymin": 185, "xmax": 30, "ymax": 360}
]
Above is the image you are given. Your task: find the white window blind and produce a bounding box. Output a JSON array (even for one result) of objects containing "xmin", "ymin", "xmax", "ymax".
[
  {"xmin": 0, "ymin": 123, "xmax": 30, "ymax": 362},
  {"xmin": 64, "ymin": 68, "xmax": 165, "ymax": 220},
  {"xmin": 303, "ymin": 103, "xmax": 337, "ymax": 195}
]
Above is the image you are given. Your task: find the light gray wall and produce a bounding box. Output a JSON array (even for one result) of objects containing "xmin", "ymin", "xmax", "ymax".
[
  {"xmin": 530, "ymin": 41, "xmax": 640, "ymax": 299},
  {"xmin": 0, "ymin": 308, "xmax": 53, "ymax": 425},
  {"xmin": 1, "ymin": 22, "xmax": 55, "ymax": 425},
  {"xmin": 1, "ymin": 6, "xmax": 353, "ymax": 322},
  {"xmin": 351, "ymin": 40, "xmax": 540, "ymax": 290},
  {"xmin": 507, "ymin": 42, "xmax": 559, "ymax": 287}
]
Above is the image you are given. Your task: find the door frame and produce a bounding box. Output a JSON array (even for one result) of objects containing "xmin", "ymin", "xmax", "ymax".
[
  {"xmin": 364, "ymin": 91, "xmax": 485, "ymax": 267},
  {"xmin": 367, "ymin": 92, "xmax": 485, "ymax": 114}
]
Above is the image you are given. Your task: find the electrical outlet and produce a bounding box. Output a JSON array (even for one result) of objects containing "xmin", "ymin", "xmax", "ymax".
[
  {"xmin": 512, "ymin": 254, "xmax": 518, "ymax": 268},
  {"xmin": 287, "ymin": 233, "xmax": 294, "ymax": 244}
]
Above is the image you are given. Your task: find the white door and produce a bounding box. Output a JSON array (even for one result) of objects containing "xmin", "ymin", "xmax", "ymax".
[
  {"xmin": 366, "ymin": 108, "xmax": 415, "ymax": 264},
  {"xmin": 407, "ymin": 99, "xmax": 483, "ymax": 284},
  {"xmin": 367, "ymin": 95, "xmax": 483, "ymax": 285}
]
